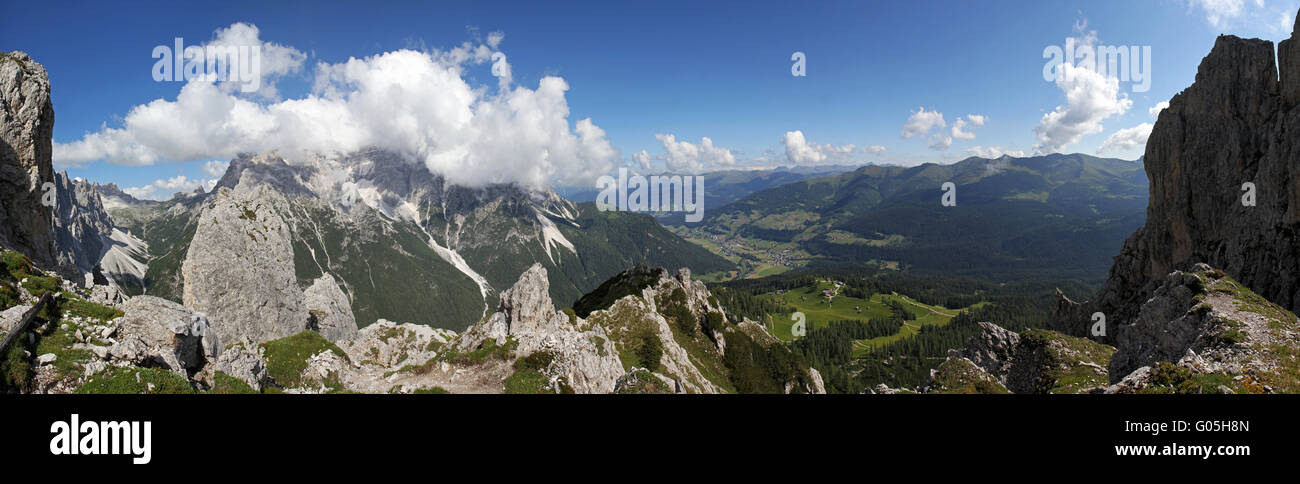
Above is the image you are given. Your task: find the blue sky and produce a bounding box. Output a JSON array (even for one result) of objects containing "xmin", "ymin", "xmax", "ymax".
[{"xmin": 3, "ymin": 0, "xmax": 1297, "ymax": 197}]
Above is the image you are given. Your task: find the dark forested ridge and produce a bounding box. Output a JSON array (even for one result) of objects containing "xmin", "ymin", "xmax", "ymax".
[{"xmin": 709, "ymin": 269, "xmax": 1065, "ymax": 393}]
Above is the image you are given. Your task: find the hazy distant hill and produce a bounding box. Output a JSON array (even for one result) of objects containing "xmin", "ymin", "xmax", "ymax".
[
  {"xmin": 690, "ymin": 154, "xmax": 1148, "ymax": 283},
  {"xmin": 557, "ymin": 164, "xmax": 858, "ymax": 225}
]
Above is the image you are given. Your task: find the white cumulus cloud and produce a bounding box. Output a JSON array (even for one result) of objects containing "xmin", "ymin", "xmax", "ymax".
[
  {"xmin": 1097, "ymin": 122, "xmax": 1154, "ymax": 154},
  {"xmin": 1034, "ymin": 22, "xmax": 1134, "ymax": 154},
  {"xmin": 901, "ymin": 107, "xmax": 946, "ymax": 139},
  {"xmin": 123, "ymin": 175, "xmax": 208, "ymax": 201},
  {"xmin": 1034, "ymin": 62, "xmax": 1133, "ymax": 154},
  {"xmin": 1187, "ymin": 0, "xmax": 1293, "ymax": 35},
  {"xmin": 781, "ymin": 130, "xmax": 854, "ymax": 164},
  {"xmin": 201, "ymin": 160, "xmax": 229, "ymax": 178},
  {"xmin": 52, "ymin": 23, "xmax": 617, "ymax": 191},
  {"xmin": 1191, "ymin": 0, "xmax": 1247, "ymax": 29},
  {"xmin": 951, "ymin": 114, "xmax": 986, "ymax": 140},
  {"xmin": 207, "ymin": 22, "xmax": 308, "ymax": 100},
  {"xmin": 653, "ymin": 134, "xmax": 735, "ymax": 173}
]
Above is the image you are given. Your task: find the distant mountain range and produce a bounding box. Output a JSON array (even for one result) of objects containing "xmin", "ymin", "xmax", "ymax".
[
  {"xmin": 100, "ymin": 150, "xmax": 734, "ymax": 332},
  {"xmin": 557, "ymin": 164, "xmax": 859, "ymax": 224},
  {"xmin": 88, "ymin": 151, "xmax": 1150, "ymax": 334},
  {"xmin": 682, "ymin": 153, "xmax": 1148, "ymax": 283}
]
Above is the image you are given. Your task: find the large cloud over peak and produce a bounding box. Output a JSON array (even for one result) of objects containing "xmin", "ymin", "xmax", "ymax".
[{"xmin": 53, "ymin": 24, "xmax": 616, "ymax": 191}]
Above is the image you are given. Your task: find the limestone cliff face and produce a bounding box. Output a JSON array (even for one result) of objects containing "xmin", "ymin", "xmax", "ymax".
[
  {"xmin": 1282, "ymin": 14, "xmax": 1300, "ymax": 110},
  {"xmin": 0, "ymin": 53, "xmax": 127, "ymax": 284},
  {"xmin": 0, "ymin": 51, "xmax": 56, "ymax": 267},
  {"xmin": 50, "ymin": 171, "xmax": 115, "ymax": 283},
  {"xmin": 182, "ymin": 181, "xmax": 305, "ymax": 345},
  {"xmin": 1056, "ymin": 15, "xmax": 1300, "ymax": 337},
  {"xmin": 303, "ymin": 273, "xmax": 358, "ymax": 342}
]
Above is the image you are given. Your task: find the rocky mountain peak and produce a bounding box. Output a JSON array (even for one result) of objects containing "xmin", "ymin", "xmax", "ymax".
[
  {"xmin": 50, "ymin": 171, "xmax": 115, "ymax": 282},
  {"xmin": 1191, "ymin": 35, "xmax": 1278, "ymax": 111},
  {"xmin": 495, "ymin": 263, "xmax": 564, "ymax": 335},
  {"xmin": 182, "ymin": 182, "xmax": 306, "ymax": 345},
  {"xmin": 303, "ymin": 273, "xmax": 358, "ymax": 342},
  {"xmin": 213, "ymin": 152, "xmax": 315, "ymax": 198},
  {"xmin": 1055, "ymin": 11, "xmax": 1300, "ymax": 337},
  {"xmin": 0, "ymin": 51, "xmax": 56, "ymax": 267},
  {"xmin": 92, "ymin": 181, "xmax": 149, "ymax": 208}
]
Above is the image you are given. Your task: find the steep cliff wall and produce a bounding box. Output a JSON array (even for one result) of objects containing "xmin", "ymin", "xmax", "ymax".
[
  {"xmin": 0, "ymin": 52, "xmax": 56, "ymax": 267},
  {"xmin": 1056, "ymin": 17, "xmax": 1300, "ymax": 338}
]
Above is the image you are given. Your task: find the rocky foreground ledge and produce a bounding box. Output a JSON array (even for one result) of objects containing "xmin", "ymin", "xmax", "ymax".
[
  {"xmin": 918, "ymin": 264, "xmax": 1300, "ymax": 394},
  {"xmin": 1, "ymin": 252, "xmax": 825, "ymax": 394}
]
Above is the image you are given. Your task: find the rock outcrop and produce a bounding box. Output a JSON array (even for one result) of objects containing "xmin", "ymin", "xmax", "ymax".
[
  {"xmin": 87, "ymin": 283, "xmax": 128, "ymax": 308},
  {"xmin": 0, "ymin": 51, "xmax": 56, "ymax": 267},
  {"xmin": 182, "ymin": 182, "xmax": 305, "ymax": 345},
  {"xmin": 338, "ymin": 319, "xmax": 453, "ymax": 369},
  {"xmin": 957, "ymin": 322, "xmax": 1021, "ymax": 380},
  {"xmin": 580, "ymin": 265, "xmax": 825, "ymax": 394},
  {"xmin": 109, "ymin": 296, "xmax": 219, "ymax": 378},
  {"xmin": 930, "ymin": 322, "xmax": 1114, "ymax": 394},
  {"xmin": 455, "ymin": 264, "xmax": 626, "ymax": 393},
  {"xmin": 613, "ymin": 368, "xmax": 678, "ymax": 394},
  {"xmin": 1106, "ymin": 267, "xmax": 1217, "ymax": 379},
  {"xmin": 1107, "ymin": 265, "xmax": 1300, "ymax": 391},
  {"xmin": 1056, "ymin": 15, "xmax": 1300, "ymax": 337},
  {"xmin": 295, "ymin": 263, "xmax": 825, "ymax": 394},
  {"xmin": 17, "ymin": 260, "xmax": 824, "ymax": 395},
  {"xmin": 303, "ymin": 273, "xmax": 358, "ymax": 342},
  {"xmin": 212, "ymin": 344, "xmax": 267, "ymax": 392},
  {"xmin": 0, "ymin": 303, "xmax": 32, "ymax": 337},
  {"xmin": 926, "ymin": 357, "xmax": 1009, "ymax": 394},
  {"xmin": 0, "ymin": 51, "xmax": 143, "ymax": 288}
]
